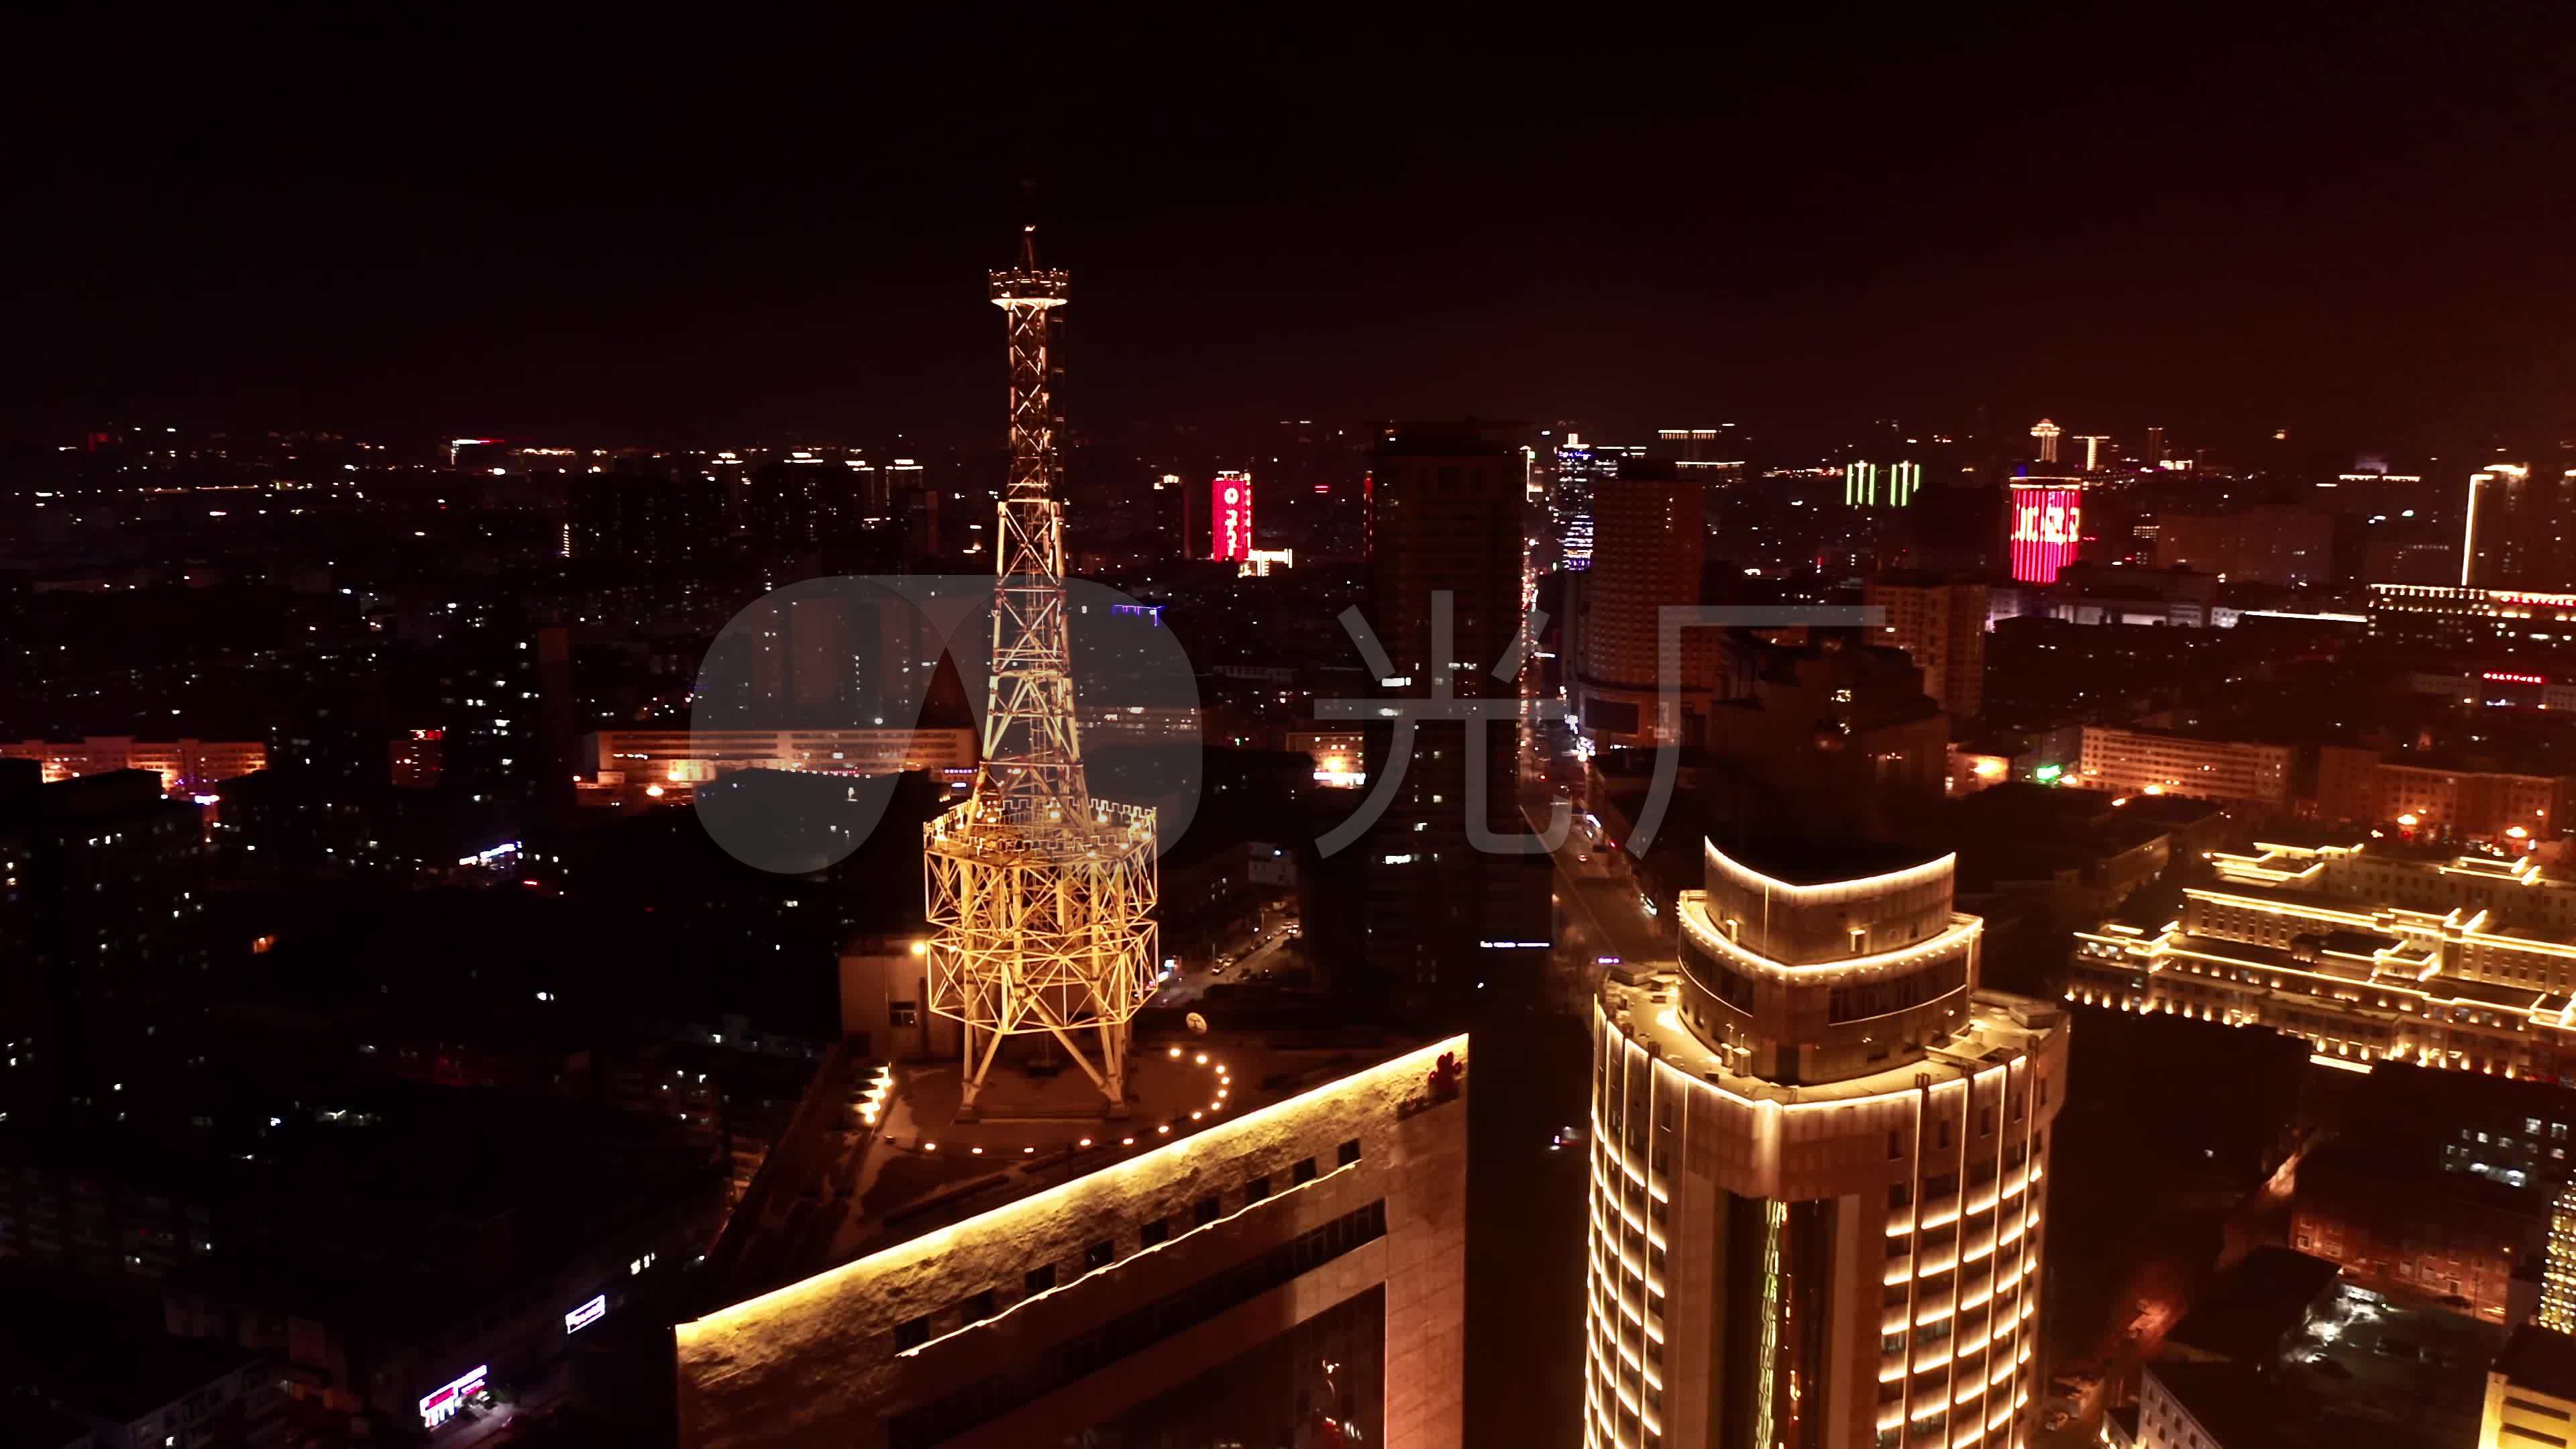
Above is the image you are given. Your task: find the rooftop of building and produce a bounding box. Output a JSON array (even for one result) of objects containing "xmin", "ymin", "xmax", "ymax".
[
  {"xmin": 2153, "ymin": 1282, "xmax": 2504, "ymax": 1449},
  {"xmin": 1938, "ymin": 782, "xmax": 2217, "ymax": 892},
  {"xmin": 2298, "ymin": 1138, "xmax": 2553, "ymax": 1224},
  {"xmin": 714, "ymin": 1016, "xmax": 1446, "ymax": 1303},
  {"xmin": 1864, "ymin": 569, "xmax": 1988, "ymax": 590},
  {"xmin": 2496, "ymin": 1323, "xmax": 2576, "ymax": 1401},
  {"xmin": 2354, "ymin": 1057, "xmax": 2576, "ymax": 1121},
  {"xmin": 2119, "ymin": 926, "xmax": 2572, "ymax": 1014},
  {"xmin": 2165, "ymin": 1244, "xmax": 2341, "ymax": 1364},
  {"xmin": 1701, "ymin": 832, "xmax": 1948, "ymax": 888},
  {"xmin": 1599, "ymin": 971, "xmax": 2061, "ymax": 1105}
]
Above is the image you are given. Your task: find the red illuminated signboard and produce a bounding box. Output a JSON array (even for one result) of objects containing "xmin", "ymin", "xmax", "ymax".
[
  {"xmin": 2009, "ymin": 483, "xmax": 2083, "ymax": 584},
  {"xmin": 2485, "ymin": 672, "xmax": 2546, "ymax": 686},
  {"xmin": 1212, "ymin": 471, "xmax": 1253, "ymax": 561}
]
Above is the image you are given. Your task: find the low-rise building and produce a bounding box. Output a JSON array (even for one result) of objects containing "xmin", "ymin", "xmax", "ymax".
[
  {"xmin": 2137, "ymin": 1259, "xmax": 2502, "ymax": 1447},
  {"xmin": 578, "ymin": 727, "xmax": 977, "ymax": 805},
  {"xmin": 0, "ymin": 737, "xmax": 267, "ymax": 798},
  {"xmin": 2290, "ymin": 1144, "xmax": 2541, "ymax": 1322},
  {"xmin": 2074, "ymin": 726, "xmax": 2292, "ymax": 811}
]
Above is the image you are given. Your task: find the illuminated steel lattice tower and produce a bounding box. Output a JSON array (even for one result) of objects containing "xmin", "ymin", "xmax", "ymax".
[{"xmin": 925, "ymin": 225, "xmax": 1159, "ymax": 1114}]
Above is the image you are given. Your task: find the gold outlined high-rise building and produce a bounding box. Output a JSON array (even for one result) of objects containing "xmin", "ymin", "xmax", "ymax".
[{"xmin": 1586, "ymin": 839, "xmax": 2067, "ymax": 1449}]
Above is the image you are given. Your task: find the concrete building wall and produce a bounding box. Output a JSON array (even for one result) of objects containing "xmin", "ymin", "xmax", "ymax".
[{"xmin": 676, "ymin": 1036, "xmax": 1470, "ymax": 1449}]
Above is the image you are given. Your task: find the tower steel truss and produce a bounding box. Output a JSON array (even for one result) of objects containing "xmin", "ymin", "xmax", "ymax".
[{"xmin": 924, "ymin": 225, "xmax": 1159, "ymax": 1114}]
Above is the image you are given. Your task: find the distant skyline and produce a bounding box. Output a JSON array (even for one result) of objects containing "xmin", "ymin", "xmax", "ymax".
[{"xmin": 7, "ymin": 13, "xmax": 2573, "ymax": 451}]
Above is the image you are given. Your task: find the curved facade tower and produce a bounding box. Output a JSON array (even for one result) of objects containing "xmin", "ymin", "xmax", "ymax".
[
  {"xmin": 1585, "ymin": 839, "xmax": 2068, "ymax": 1449},
  {"xmin": 924, "ymin": 226, "xmax": 1159, "ymax": 1115}
]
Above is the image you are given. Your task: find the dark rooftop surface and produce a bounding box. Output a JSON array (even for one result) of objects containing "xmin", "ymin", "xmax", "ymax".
[
  {"xmin": 2498, "ymin": 1322, "xmax": 2576, "ymax": 1401},
  {"xmin": 2316, "ymin": 928, "xmax": 2402, "ymax": 957},
  {"xmin": 1703, "ymin": 833, "xmax": 1947, "ymax": 887},
  {"xmin": 0, "ymin": 1268, "xmax": 264, "ymax": 1422},
  {"xmin": 0, "ymin": 1406, "xmax": 94, "ymax": 1449},
  {"xmin": 2166, "ymin": 1245, "xmax": 2341, "ymax": 1364},
  {"xmin": 2154, "ymin": 1285, "xmax": 2504, "ymax": 1449}
]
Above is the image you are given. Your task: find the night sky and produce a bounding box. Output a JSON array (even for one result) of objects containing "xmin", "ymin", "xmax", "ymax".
[{"xmin": 7, "ymin": 10, "xmax": 2573, "ymax": 453}]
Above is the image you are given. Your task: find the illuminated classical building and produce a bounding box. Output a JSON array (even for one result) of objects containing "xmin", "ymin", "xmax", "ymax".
[
  {"xmin": 676, "ymin": 1032, "xmax": 1469, "ymax": 1448},
  {"xmin": 2069, "ymin": 841, "xmax": 2576, "ymax": 1080},
  {"xmin": 1586, "ymin": 839, "xmax": 2067, "ymax": 1449}
]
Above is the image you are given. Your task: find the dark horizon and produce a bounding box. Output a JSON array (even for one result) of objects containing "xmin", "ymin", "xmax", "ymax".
[{"xmin": 7, "ymin": 12, "xmax": 2573, "ymax": 455}]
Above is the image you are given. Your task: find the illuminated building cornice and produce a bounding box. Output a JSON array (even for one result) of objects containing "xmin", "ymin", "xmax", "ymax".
[
  {"xmin": 1679, "ymin": 895, "xmax": 1978, "ymax": 987},
  {"xmin": 1704, "ymin": 840, "xmax": 1956, "ymax": 903}
]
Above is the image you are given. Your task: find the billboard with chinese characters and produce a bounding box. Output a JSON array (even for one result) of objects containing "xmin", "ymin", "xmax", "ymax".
[
  {"xmin": 2009, "ymin": 482, "xmax": 2084, "ymax": 584},
  {"xmin": 1211, "ymin": 470, "xmax": 1253, "ymax": 561}
]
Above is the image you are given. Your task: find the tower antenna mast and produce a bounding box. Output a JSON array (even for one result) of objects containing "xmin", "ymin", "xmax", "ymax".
[{"xmin": 924, "ymin": 220, "xmax": 1159, "ymax": 1115}]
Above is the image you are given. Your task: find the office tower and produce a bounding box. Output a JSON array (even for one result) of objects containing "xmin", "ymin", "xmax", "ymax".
[
  {"xmin": 1554, "ymin": 433, "xmax": 1646, "ymax": 571},
  {"xmin": 1697, "ymin": 635, "xmax": 1951, "ymax": 815},
  {"xmin": 677, "ymin": 1033, "xmax": 1470, "ymax": 1449},
  {"xmin": 1576, "ymin": 462, "xmax": 1704, "ymax": 748},
  {"xmin": 1587, "ymin": 839, "xmax": 2067, "ymax": 1449},
  {"xmin": 2029, "ymin": 419, "xmax": 2061, "ymax": 464},
  {"xmin": 2464, "ymin": 464, "xmax": 2576, "ymax": 592},
  {"xmin": 2006, "ymin": 477, "xmax": 2084, "ymax": 584},
  {"xmin": 2074, "ymin": 435, "xmax": 2109, "ymax": 473},
  {"xmin": 1210, "ymin": 469, "xmax": 1254, "ymax": 560},
  {"xmin": 2144, "ymin": 426, "xmax": 2167, "ymax": 464},
  {"xmin": 1359, "ymin": 429, "xmax": 1547, "ymax": 1008},
  {"xmin": 922, "ymin": 226, "xmax": 1158, "ymax": 1114},
  {"xmin": 1864, "ymin": 574, "xmax": 1988, "ymax": 723}
]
